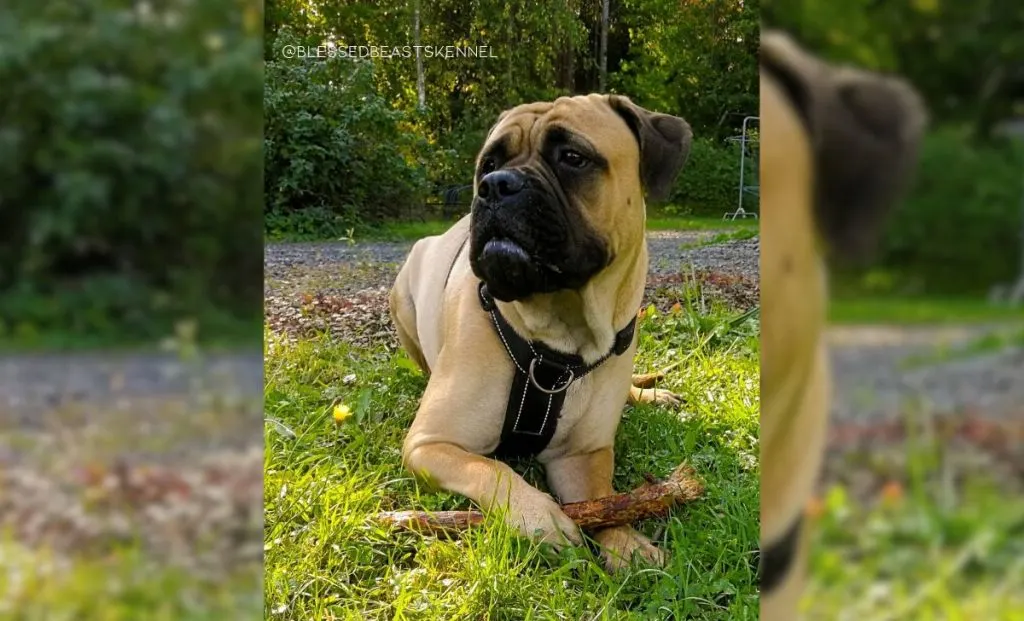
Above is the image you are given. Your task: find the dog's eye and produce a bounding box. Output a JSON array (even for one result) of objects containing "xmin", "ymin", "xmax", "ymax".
[
  {"xmin": 559, "ymin": 149, "xmax": 588, "ymax": 168},
  {"xmin": 480, "ymin": 157, "xmax": 497, "ymax": 175}
]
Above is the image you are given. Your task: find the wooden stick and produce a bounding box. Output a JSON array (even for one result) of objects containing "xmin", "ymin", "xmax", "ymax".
[{"xmin": 375, "ymin": 463, "xmax": 703, "ymax": 536}]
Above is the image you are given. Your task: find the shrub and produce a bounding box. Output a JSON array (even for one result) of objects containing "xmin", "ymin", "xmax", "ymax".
[
  {"xmin": 665, "ymin": 137, "xmax": 753, "ymax": 217},
  {"xmin": 0, "ymin": 0, "xmax": 263, "ymax": 344},
  {"xmin": 263, "ymin": 30, "xmax": 429, "ymax": 238},
  {"xmin": 877, "ymin": 126, "xmax": 1023, "ymax": 294}
]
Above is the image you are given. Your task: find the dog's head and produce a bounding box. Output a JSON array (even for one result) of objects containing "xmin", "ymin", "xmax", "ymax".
[
  {"xmin": 469, "ymin": 94, "xmax": 692, "ymax": 302},
  {"xmin": 760, "ymin": 30, "xmax": 927, "ymax": 263}
]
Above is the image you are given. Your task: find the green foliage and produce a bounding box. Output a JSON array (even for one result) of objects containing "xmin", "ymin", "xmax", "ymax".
[
  {"xmin": 668, "ymin": 138, "xmax": 756, "ymax": 217},
  {"xmin": 871, "ymin": 128, "xmax": 1023, "ymax": 295},
  {"xmin": 264, "ymin": 0, "xmax": 758, "ymax": 239},
  {"xmin": 614, "ymin": 0, "xmax": 760, "ymax": 142},
  {"xmin": 767, "ymin": 1, "xmax": 1024, "ymax": 296},
  {"xmin": 808, "ymin": 436, "xmax": 1024, "ymax": 618},
  {"xmin": 2, "ymin": 539, "xmax": 262, "ymax": 620},
  {"xmin": 0, "ymin": 0, "xmax": 263, "ymax": 346},
  {"xmin": 764, "ymin": 0, "xmax": 1024, "ymax": 137},
  {"xmin": 264, "ymin": 29, "xmax": 430, "ymax": 233}
]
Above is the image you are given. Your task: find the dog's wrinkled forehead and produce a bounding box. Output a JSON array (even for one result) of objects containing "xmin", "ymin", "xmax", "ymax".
[
  {"xmin": 481, "ymin": 94, "xmax": 693, "ymax": 202},
  {"xmin": 760, "ymin": 30, "xmax": 927, "ymax": 261},
  {"xmin": 483, "ymin": 95, "xmax": 636, "ymax": 162}
]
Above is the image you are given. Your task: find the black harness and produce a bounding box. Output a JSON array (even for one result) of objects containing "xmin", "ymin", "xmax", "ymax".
[
  {"xmin": 477, "ymin": 282, "xmax": 637, "ymax": 459},
  {"xmin": 758, "ymin": 514, "xmax": 803, "ymax": 594}
]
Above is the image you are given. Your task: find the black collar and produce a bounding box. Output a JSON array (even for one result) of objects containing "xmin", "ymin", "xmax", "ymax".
[
  {"xmin": 758, "ymin": 514, "xmax": 804, "ymax": 594},
  {"xmin": 478, "ymin": 281, "xmax": 637, "ymax": 458}
]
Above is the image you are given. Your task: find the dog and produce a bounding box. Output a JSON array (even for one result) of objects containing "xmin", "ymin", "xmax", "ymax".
[
  {"xmin": 759, "ymin": 30, "xmax": 926, "ymax": 618},
  {"xmin": 389, "ymin": 94, "xmax": 691, "ymax": 570}
]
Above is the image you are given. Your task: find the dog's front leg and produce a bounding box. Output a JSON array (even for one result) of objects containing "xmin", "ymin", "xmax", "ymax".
[
  {"xmin": 403, "ymin": 441, "xmax": 583, "ymax": 547},
  {"xmin": 545, "ymin": 447, "xmax": 667, "ymax": 571}
]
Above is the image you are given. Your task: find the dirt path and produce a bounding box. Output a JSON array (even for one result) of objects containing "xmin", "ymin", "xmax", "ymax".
[
  {"xmin": 828, "ymin": 324, "xmax": 1024, "ymax": 422},
  {"xmin": 824, "ymin": 322, "xmax": 1024, "ymax": 499},
  {"xmin": 0, "ymin": 350, "xmax": 263, "ymax": 575},
  {"xmin": 263, "ymin": 230, "xmax": 760, "ymax": 350}
]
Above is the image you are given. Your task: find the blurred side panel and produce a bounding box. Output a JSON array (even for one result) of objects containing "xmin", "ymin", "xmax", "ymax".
[
  {"xmin": 763, "ymin": 0, "xmax": 1024, "ymax": 618},
  {"xmin": 0, "ymin": 0, "xmax": 265, "ymax": 618}
]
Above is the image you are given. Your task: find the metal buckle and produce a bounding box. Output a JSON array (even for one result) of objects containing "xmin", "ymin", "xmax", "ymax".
[{"xmin": 528, "ymin": 358, "xmax": 574, "ymax": 394}]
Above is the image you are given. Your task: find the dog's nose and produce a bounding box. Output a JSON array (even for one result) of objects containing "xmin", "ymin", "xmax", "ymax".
[{"xmin": 477, "ymin": 170, "xmax": 524, "ymax": 200}]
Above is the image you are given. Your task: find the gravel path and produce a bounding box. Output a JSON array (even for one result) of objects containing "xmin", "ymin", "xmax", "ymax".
[
  {"xmin": 828, "ymin": 324, "xmax": 1024, "ymax": 422},
  {"xmin": 263, "ymin": 230, "xmax": 761, "ymax": 348},
  {"xmin": 265, "ymin": 230, "xmax": 760, "ymax": 280},
  {"xmin": 823, "ymin": 323, "xmax": 1024, "ymax": 499},
  {"xmin": 1, "ymin": 351, "xmax": 263, "ymax": 434}
]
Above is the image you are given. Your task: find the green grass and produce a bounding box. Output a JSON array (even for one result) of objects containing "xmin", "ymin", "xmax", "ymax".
[
  {"xmin": 646, "ymin": 216, "xmax": 758, "ymax": 233},
  {"xmin": 283, "ymin": 213, "xmax": 759, "ymax": 244},
  {"xmin": 899, "ymin": 324, "xmax": 1024, "ymax": 370},
  {"xmin": 806, "ymin": 445, "xmax": 1024, "ymax": 618},
  {"xmin": 829, "ymin": 295, "xmax": 1024, "ymax": 325},
  {"xmin": 263, "ymin": 284, "xmax": 760, "ymax": 619},
  {"xmin": 0, "ymin": 310, "xmax": 260, "ymax": 353},
  {"xmin": 0, "ymin": 538, "xmax": 262, "ymax": 620},
  {"xmin": 678, "ymin": 227, "xmax": 760, "ymax": 250}
]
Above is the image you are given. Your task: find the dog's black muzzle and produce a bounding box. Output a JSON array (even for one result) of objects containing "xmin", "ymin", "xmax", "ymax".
[{"xmin": 469, "ymin": 169, "xmax": 607, "ymax": 302}]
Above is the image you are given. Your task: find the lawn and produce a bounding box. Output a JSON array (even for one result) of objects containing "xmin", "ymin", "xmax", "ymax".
[
  {"xmin": 830, "ymin": 295, "xmax": 1024, "ymax": 326},
  {"xmin": 272, "ymin": 212, "xmax": 759, "ymax": 244},
  {"xmin": 805, "ymin": 483, "xmax": 1024, "ymax": 619},
  {"xmin": 806, "ymin": 319, "xmax": 1024, "ymax": 619},
  {"xmin": 263, "ymin": 280, "xmax": 760, "ymax": 619},
  {"xmin": 0, "ymin": 542, "xmax": 262, "ymax": 620},
  {"xmin": 806, "ymin": 429, "xmax": 1024, "ymax": 619}
]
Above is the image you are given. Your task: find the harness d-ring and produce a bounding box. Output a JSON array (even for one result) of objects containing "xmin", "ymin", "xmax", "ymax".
[{"xmin": 528, "ymin": 358, "xmax": 574, "ymax": 394}]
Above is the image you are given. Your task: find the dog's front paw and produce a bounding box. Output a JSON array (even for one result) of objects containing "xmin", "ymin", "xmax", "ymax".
[
  {"xmin": 630, "ymin": 385, "xmax": 683, "ymax": 408},
  {"xmin": 594, "ymin": 525, "xmax": 667, "ymax": 571},
  {"xmin": 507, "ymin": 490, "xmax": 583, "ymax": 549}
]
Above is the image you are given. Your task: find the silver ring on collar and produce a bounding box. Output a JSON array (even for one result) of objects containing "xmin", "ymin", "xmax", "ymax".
[{"xmin": 528, "ymin": 358, "xmax": 574, "ymax": 394}]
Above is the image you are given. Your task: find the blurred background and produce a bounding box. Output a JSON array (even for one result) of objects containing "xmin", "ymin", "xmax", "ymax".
[
  {"xmin": 263, "ymin": 0, "xmax": 760, "ymax": 241},
  {"xmin": 0, "ymin": 0, "xmax": 264, "ymax": 617},
  {"xmin": 765, "ymin": 0, "xmax": 1024, "ymax": 618}
]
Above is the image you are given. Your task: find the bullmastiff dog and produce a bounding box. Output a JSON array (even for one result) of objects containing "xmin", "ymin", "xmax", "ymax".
[
  {"xmin": 389, "ymin": 94, "xmax": 691, "ymax": 570},
  {"xmin": 759, "ymin": 31, "xmax": 926, "ymax": 618}
]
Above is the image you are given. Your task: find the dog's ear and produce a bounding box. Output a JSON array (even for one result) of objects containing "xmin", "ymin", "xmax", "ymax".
[
  {"xmin": 608, "ymin": 95, "xmax": 693, "ymax": 201},
  {"xmin": 761, "ymin": 31, "xmax": 928, "ymax": 261},
  {"xmin": 812, "ymin": 70, "xmax": 927, "ymax": 260}
]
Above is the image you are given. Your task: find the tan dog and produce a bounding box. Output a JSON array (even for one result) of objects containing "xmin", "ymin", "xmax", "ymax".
[
  {"xmin": 759, "ymin": 31, "xmax": 926, "ymax": 618},
  {"xmin": 389, "ymin": 94, "xmax": 691, "ymax": 570}
]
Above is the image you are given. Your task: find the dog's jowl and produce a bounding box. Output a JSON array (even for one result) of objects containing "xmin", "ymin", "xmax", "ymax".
[
  {"xmin": 389, "ymin": 94, "xmax": 691, "ymax": 571},
  {"xmin": 759, "ymin": 31, "xmax": 926, "ymax": 619}
]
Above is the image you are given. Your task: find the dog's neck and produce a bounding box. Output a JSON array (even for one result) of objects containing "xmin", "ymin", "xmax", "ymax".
[{"xmin": 494, "ymin": 240, "xmax": 648, "ymax": 364}]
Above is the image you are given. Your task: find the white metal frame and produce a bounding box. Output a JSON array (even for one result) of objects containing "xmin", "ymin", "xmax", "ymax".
[{"xmin": 724, "ymin": 115, "xmax": 759, "ymax": 221}]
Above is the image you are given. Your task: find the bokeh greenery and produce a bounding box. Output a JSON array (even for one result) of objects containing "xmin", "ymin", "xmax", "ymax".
[
  {"xmin": 263, "ymin": 0, "xmax": 760, "ymax": 240},
  {"xmin": 0, "ymin": 0, "xmax": 264, "ymax": 348},
  {"xmin": 765, "ymin": 0, "xmax": 1024, "ymax": 297}
]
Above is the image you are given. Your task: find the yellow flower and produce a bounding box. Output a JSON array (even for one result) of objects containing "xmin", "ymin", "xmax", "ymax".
[{"xmin": 333, "ymin": 404, "xmax": 352, "ymax": 424}]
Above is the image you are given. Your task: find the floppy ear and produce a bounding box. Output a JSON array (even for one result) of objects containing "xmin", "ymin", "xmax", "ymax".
[
  {"xmin": 811, "ymin": 70, "xmax": 927, "ymax": 260},
  {"xmin": 760, "ymin": 30, "xmax": 927, "ymax": 261},
  {"xmin": 607, "ymin": 95, "xmax": 693, "ymax": 201}
]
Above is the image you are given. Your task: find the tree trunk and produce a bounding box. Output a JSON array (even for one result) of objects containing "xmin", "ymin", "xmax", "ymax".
[
  {"xmin": 599, "ymin": 0, "xmax": 610, "ymax": 92},
  {"xmin": 414, "ymin": 0, "xmax": 425, "ymax": 110}
]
